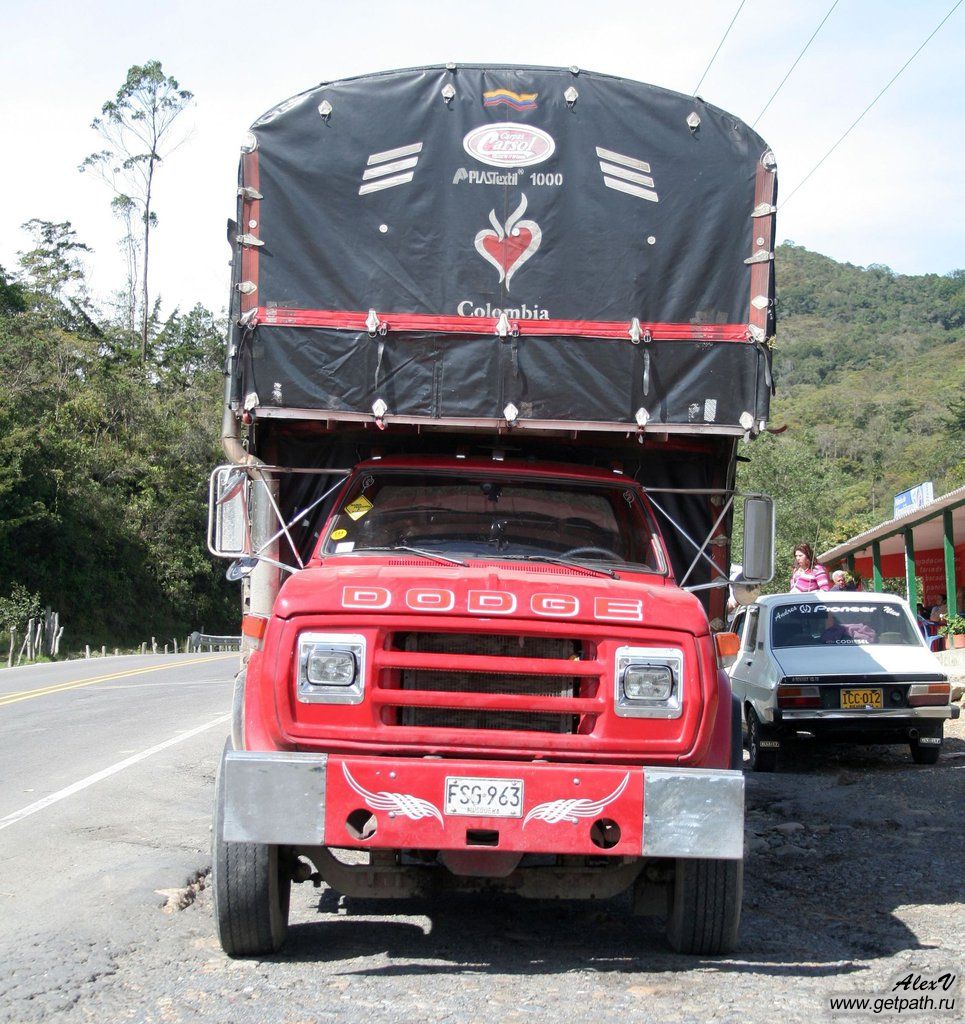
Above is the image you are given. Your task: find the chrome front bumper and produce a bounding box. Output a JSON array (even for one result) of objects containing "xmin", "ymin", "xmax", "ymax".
[{"xmin": 220, "ymin": 752, "xmax": 745, "ymax": 860}]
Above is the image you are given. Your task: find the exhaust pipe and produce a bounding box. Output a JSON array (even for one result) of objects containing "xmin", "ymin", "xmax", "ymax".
[{"xmin": 221, "ymin": 377, "xmax": 263, "ymax": 468}]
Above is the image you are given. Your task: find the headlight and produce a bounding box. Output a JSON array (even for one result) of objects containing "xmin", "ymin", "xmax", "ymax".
[
  {"xmin": 614, "ymin": 646, "xmax": 682, "ymax": 718},
  {"xmin": 306, "ymin": 649, "xmax": 357, "ymax": 685},
  {"xmin": 624, "ymin": 665, "xmax": 674, "ymax": 701},
  {"xmin": 297, "ymin": 633, "xmax": 366, "ymax": 704}
]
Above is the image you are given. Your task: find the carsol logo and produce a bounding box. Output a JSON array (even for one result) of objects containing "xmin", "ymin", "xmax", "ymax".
[{"xmin": 463, "ymin": 123, "xmax": 556, "ymax": 169}]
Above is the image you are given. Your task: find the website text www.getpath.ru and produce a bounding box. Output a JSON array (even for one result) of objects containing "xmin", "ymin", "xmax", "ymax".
[{"xmin": 828, "ymin": 971, "xmax": 958, "ymax": 1017}]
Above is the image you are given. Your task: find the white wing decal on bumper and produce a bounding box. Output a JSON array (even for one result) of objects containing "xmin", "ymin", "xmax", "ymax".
[
  {"xmin": 342, "ymin": 764, "xmax": 443, "ymax": 824},
  {"xmin": 523, "ymin": 773, "xmax": 630, "ymax": 827}
]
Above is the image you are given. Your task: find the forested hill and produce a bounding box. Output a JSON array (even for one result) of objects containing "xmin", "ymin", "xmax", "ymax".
[
  {"xmin": 0, "ymin": 243, "xmax": 962, "ymax": 650},
  {"xmin": 739, "ymin": 243, "xmax": 965, "ymax": 586}
]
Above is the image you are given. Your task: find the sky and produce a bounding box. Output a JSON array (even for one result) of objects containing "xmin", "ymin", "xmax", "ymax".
[{"xmin": 1, "ymin": 0, "xmax": 962, "ymax": 318}]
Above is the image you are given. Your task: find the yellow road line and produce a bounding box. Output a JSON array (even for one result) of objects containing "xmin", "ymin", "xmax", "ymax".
[{"xmin": 0, "ymin": 654, "xmax": 236, "ymax": 708}]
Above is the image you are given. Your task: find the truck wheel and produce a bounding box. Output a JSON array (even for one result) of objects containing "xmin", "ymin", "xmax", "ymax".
[
  {"xmin": 909, "ymin": 737, "xmax": 941, "ymax": 765},
  {"xmin": 212, "ymin": 742, "xmax": 291, "ymax": 957},
  {"xmin": 666, "ymin": 858, "xmax": 742, "ymax": 955},
  {"xmin": 746, "ymin": 708, "xmax": 778, "ymax": 773}
]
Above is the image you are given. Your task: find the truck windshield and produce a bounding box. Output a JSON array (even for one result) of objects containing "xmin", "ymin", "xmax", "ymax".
[
  {"xmin": 770, "ymin": 602, "xmax": 921, "ymax": 648},
  {"xmin": 318, "ymin": 471, "xmax": 665, "ymax": 573}
]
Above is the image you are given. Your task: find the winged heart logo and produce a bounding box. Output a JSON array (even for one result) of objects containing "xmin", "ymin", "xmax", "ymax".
[{"xmin": 474, "ymin": 193, "xmax": 541, "ymax": 292}]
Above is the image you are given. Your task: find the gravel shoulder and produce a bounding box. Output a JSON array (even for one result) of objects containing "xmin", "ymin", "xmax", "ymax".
[{"xmin": 1, "ymin": 714, "xmax": 962, "ymax": 1024}]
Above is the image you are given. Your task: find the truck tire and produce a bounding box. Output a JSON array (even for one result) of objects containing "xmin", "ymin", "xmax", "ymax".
[
  {"xmin": 909, "ymin": 737, "xmax": 941, "ymax": 765},
  {"xmin": 746, "ymin": 707, "xmax": 778, "ymax": 773},
  {"xmin": 666, "ymin": 858, "xmax": 742, "ymax": 955},
  {"xmin": 212, "ymin": 741, "xmax": 291, "ymax": 957}
]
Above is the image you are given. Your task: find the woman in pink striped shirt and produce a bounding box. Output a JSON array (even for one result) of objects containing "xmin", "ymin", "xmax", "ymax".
[{"xmin": 790, "ymin": 542, "xmax": 831, "ymax": 592}]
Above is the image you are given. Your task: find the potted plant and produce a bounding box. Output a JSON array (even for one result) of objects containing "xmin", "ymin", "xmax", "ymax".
[{"xmin": 938, "ymin": 614, "xmax": 965, "ymax": 649}]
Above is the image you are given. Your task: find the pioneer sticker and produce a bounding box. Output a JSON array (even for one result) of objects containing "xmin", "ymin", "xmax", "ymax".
[{"xmin": 463, "ymin": 123, "xmax": 556, "ymax": 168}]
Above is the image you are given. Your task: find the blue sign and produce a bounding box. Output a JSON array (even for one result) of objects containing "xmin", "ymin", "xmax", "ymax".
[{"xmin": 894, "ymin": 482, "xmax": 934, "ymax": 519}]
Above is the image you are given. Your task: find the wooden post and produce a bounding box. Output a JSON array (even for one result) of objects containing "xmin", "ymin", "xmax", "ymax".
[
  {"xmin": 114, "ymin": 648, "xmax": 119, "ymax": 656},
  {"xmin": 8, "ymin": 627, "xmax": 14, "ymax": 668},
  {"xmin": 173, "ymin": 637, "xmax": 179, "ymax": 654},
  {"xmin": 54, "ymin": 626, "xmax": 64, "ymax": 656},
  {"xmin": 101, "ymin": 645, "xmax": 106, "ymax": 658},
  {"xmin": 164, "ymin": 644, "xmax": 169, "ymax": 655},
  {"xmin": 140, "ymin": 642, "xmax": 146, "ymax": 655},
  {"xmin": 85, "ymin": 644, "xmax": 91, "ymax": 659},
  {"xmin": 26, "ymin": 618, "xmax": 35, "ymax": 662},
  {"xmin": 151, "ymin": 637, "xmax": 157, "ymax": 654}
]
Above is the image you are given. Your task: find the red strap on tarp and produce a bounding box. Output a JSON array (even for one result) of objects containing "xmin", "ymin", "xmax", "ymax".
[{"xmin": 254, "ymin": 306, "xmax": 750, "ymax": 342}]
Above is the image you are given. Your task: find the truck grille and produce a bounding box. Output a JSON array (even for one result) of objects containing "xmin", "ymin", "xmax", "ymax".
[{"xmin": 373, "ymin": 632, "xmax": 600, "ymax": 735}]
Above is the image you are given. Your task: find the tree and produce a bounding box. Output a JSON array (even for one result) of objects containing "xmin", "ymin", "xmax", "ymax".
[
  {"xmin": 735, "ymin": 431, "xmax": 852, "ymax": 592},
  {"xmin": 17, "ymin": 220, "xmax": 91, "ymax": 304},
  {"xmin": 0, "ymin": 266, "xmax": 26, "ymax": 315},
  {"xmin": 80, "ymin": 61, "xmax": 193, "ymax": 360}
]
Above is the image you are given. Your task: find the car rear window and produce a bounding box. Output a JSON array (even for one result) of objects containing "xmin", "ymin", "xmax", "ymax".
[{"xmin": 770, "ymin": 602, "xmax": 920, "ymax": 648}]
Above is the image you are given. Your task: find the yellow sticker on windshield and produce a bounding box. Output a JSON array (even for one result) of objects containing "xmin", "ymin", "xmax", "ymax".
[
  {"xmin": 331, "ymin": 528, "xmax": 348, "ymax": 540},
  {"xmin": 343, "ymin": 496, "xmax": 374, "ymax": 521}
]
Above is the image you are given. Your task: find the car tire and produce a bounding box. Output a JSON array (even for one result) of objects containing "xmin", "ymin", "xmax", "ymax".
[
  {"xmin": 212, "ymin": 741, "xmax": 292, "ymax": 957},
  {"xmin": 746, "ymin": 707, "xmax": 778, "ymax": 773},
  {"xmin": 666, "ymin": 858, "xmax": 742, "ymax": 955},
  {"xmin": 909, "ymin": 738, "xmax": 941, "ymax": 765}
]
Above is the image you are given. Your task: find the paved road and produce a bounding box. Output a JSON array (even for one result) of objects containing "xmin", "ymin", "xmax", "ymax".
[
  {"xmin": 0, "ymin": 654, "xmax": 236, "ymax": 1019},
  {"xmin": 0, "ymin": 656, "xmax": 962, "ymax": 1024}
]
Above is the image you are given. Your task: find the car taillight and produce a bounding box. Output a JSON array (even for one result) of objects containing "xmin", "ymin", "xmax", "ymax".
[
  {"xmin": 777, "ymin": 683, "xmax": 821, "ymax": 709},
  {"xmin": 908, "ymin": 682, "xmax": 950, "ymax": 707}
]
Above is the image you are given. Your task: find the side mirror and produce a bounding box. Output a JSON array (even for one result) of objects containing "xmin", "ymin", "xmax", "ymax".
[
  {"xmin": 741, "ymin": 495, "xmax": 775, "ymax": 584},
  {"xmin": 226, "ymin": 556, "xmax": 258, "ymax": 581},
  {"xmin": 733, "ymin": 580, "xmax": 761, "ymax": 607},
  {"xmin": 208, "ymin": 466, "xmax": 250, "ymax": 558}
]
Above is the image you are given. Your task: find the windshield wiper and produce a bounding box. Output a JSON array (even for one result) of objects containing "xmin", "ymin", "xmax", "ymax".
[
  {"xmin": 346, "ymin": 545, "xmax": 468, "ymax": 567},
  {"xmin": 503, "ymin": 554, "xmax": 620, "ymax": 580}
]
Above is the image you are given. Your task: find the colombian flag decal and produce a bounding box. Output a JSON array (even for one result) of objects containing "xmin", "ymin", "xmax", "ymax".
[{"xmin": 483, "ymin": 89, "xmax": 538, "ymax": 111}]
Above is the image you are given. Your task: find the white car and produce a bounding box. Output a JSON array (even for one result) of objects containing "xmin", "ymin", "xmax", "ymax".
[{"xmin": 725, "ymin": 592, "xmax": 958, "ymax": 771}]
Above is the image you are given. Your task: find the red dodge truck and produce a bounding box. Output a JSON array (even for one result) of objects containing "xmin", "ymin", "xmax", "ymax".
[{"xmin": 208, "ymin": 64, "xmax": 778, "ymax": 957}]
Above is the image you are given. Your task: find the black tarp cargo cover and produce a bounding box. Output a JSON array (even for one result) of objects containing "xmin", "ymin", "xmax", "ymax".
[{"xmin": 229, "ymin": 65, "xmax": 777, "ymax": 435}]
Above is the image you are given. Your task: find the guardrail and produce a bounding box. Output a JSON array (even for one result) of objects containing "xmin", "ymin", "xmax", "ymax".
[{"xmin": 188, "ymin": 633, "xmax": 241, "ymax": 653}]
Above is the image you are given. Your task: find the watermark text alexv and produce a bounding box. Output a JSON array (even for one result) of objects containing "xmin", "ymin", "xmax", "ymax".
[{"xmin": 829, "ymin": 970, "xmax": 957, "ymax": 1017}]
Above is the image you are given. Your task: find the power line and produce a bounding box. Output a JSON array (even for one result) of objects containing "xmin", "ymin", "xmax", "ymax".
[
  {"xmin": 693, "ymin": 0, "xmax": 749, "ymax": 96},
  {"xmin": 752, "ymin": 0, "xmax": 840, "ymax": 128},
  {"xmin": 781, "ymin": 0, "xmax": 964, "ymax": 209}
]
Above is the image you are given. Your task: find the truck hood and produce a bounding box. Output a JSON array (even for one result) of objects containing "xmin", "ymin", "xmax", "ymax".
[
  {"xmin": 774, "ymin": 644, "xmax": 943, "ymax": 679},
  {"xmin": 274, "ymin": 560, "xmax": 708, "ymax": 634}
]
